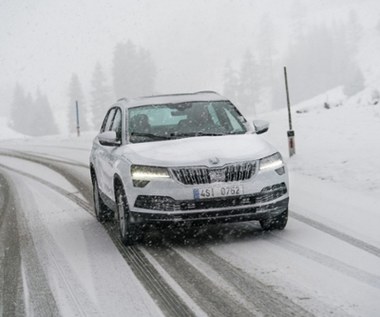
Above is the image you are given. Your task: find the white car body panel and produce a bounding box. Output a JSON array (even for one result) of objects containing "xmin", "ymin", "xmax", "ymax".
[{"xmin": 122, "ymin": 134, "xmax": 276, "ymax": 167}]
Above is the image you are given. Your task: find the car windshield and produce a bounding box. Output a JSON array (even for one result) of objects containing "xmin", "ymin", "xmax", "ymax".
[{"xmin": 127, "ymin": 100, "xmax": 248, "ymax": 143}]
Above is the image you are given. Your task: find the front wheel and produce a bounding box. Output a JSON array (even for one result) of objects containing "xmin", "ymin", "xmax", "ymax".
[
  {"xmin": 260, "ymin": 209, "xmax": 288, "ymax": 231},
  {"xmin": 115, "ymin": 186, "xmax": 140, "ymax": 245},
  {"xmin": 93, "ymin": 177, "xmax": 110, "ymax": 222}
]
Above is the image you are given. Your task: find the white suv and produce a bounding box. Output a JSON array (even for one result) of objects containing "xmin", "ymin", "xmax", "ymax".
[{"xmin": 90, "ymin": 91, "xmax": 289, "ymax": 245}]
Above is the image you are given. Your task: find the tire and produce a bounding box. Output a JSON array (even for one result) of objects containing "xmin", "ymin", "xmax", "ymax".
[
  {"xmin": 92, "ymin": 177, "xmax": 110, "ymax": 222},
  {"xmin": 260, "ymin": 209, "xmax": 288, "ymax": 231},
  {"xmin": 115, "ymin": 186, "xmax": 140, "ymax": 245}
]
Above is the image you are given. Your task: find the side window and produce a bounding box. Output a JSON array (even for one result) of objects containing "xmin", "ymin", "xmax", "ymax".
[
  {"xmin": 102, "ymin": 108, "xmax": 116, "ymax": 132},
  {"xmin": 100, "ymin": 110, "xmax": 110, "ymax": 132},
  {"xmin": 111, "ymin": 108, "xmax": 122, "ymax": 140}
]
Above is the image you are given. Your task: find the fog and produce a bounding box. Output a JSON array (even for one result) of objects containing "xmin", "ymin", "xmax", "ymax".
[{"xmin": 1, "ymin": 0, "xmax": 380, "ymax": 134}]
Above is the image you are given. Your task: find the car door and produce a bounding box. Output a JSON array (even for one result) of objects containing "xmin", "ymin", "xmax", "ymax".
[
  {"xmin": 101, "ymin": 107, "xmax": 124, "ymax": 199},
  {"xmin": 94, "ymin": 107, "xmax": 116, "ymax": 197}
]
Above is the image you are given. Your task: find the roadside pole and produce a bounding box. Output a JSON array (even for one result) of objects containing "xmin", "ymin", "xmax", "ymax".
[
  {"xmin": 284, "ymin": 66, "xmax": 295, "ymax": 157},
  {"xmin": 76, "ymin": 100, "xmax": 80, "ymax": 137}
]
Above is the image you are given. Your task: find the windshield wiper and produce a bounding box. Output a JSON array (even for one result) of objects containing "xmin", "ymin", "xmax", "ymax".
[
  {"xmin": 175, "ymin": 132, "xmax": 225, "ymax": 137},
  {"xmin": 197, "ymin": 132, "xmax": 225, "ymax": 136},
  {"xmin": 130, "ymin": 132, "xmax": 171, "ymax": 140}
]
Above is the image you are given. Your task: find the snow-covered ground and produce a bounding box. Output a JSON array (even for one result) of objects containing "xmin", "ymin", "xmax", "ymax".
[
  {"xmin": 0, "ymin": 156, "xmax": 164, "ymax": 316},
  {"xmin": 1, "ymin": 88, "xmax": 380, "ymax": 316},
  {"xmin": 261, "ymin": 86, "xmax": 380, "ymax": 196},
  {"xmin": 0, "ymin": 117, "xmax": 28, "ymax": 140},
  {"xmin": 260, "ymin": 87, "xmax": 380, "ymax": 247}
]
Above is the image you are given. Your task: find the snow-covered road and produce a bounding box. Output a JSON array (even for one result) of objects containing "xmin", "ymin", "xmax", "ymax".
[
  {"xmin": 0, "ymin": 154, "xmax": 165, "ymax": 316},
  {"xmin": 1, "ymin": 141, "xmax": 380, "ymax": 317}
]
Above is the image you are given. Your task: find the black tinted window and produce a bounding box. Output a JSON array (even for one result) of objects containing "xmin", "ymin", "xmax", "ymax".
[
  {"xmin": 111, "ymin": 108, "xmax": 122, "ymax": 140},
  {"xmin": 101, "ymin": 108, "xmax": 116, "ymax": 132},
  {"xmin": 128, "ymin": 101, "xmax": 247, "ymax": 143}
]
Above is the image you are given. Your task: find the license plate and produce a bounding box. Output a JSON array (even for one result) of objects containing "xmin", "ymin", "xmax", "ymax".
[{"xmin": 193, "ymin": 185, "xmax": 244, "ymax": 200}]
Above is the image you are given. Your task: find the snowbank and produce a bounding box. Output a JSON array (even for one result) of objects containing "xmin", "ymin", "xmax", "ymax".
[{"xmin": 259, "ymin": 87, "xmax": 380, "ymax": 196}]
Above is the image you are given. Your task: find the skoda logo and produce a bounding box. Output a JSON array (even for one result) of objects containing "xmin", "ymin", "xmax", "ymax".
[{"xmin": 209, "ymin": 157, "xmax": 220, "ymax": 165}]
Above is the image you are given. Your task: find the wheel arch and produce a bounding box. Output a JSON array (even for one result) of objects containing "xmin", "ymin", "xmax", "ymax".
[
  {"xmin": 113, "ymin": 173, "xmax": 125, "ymax": 195},
  {"xmin": 90, "ymin": 163, "xmax": 96, "ymax": 184}
]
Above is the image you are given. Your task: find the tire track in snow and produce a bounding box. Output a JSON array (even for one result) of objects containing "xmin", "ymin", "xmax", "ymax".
[
  {"xmin": 0, "ymin": 149, "xmax": 89, "ymax": 168},
  {"xmin": 0, "ymin": 173, "xmax": 25, "ymax": 316},
  {"xmin": 263, "ymin": 232, "xmax": 380, "ymax": 290},
  {"xmin": 0, "ymin": 160, "xmax": 195, "ymax": 317},
  {"xmin": 2, "ymin": 149, "xmax": 379, "ymax": 260},
  {"xmin": 4, "ymin": 150, "xmax": 380, "ymax": 315},
  {"xmin": 16, "ymin": 144, "xmax": 90, "ymax": 152},
  {"xmin": 2, "ymin": 167, "xmax": 101, "ymax": 316},
  {"xmin": 172, "ymin": 246, "xmax": 314, "ymax": 317},
  {"xmin": 103, "ymin": 229, "xmax": 196, "ymax": 317},
  {"xmin": 0, "ymin": 171, "xmax": 60, "ymax": 316},
  {"xmin": 0, "ymin": 162, "xmax": 93, "ymax": 216},
  {"xmin": 146, "ymin": 245, "xmax": 256, "ymax": 317},
  {"xmin": 290, "ymin": 211, "xmax": 380, "ymax": 258},
  {"xmin": 14, "ymin": 177, "xmax": 103, "ymax": 317}
]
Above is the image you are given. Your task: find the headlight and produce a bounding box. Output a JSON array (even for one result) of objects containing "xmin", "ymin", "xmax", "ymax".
[
  {"xmin": 131, "ymin": 165, "xmax": 170, "ymax": 187},
  {"xmin": 259, "ymin": 152, "xmax": 283, "ymax": 171}
]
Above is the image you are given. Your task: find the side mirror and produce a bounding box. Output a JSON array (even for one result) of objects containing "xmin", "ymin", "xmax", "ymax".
[
  {"xmin": 98, "ymin": 131, "xmax": 121, "ymax": 146},
  {"xmin": 253, "ymin": 120, "xmax": 269, "ymax": 134}
]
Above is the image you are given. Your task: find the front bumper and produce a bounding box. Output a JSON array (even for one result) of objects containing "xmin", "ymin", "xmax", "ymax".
[
  {"xmin": 126, "ymin": 161, "xmax": 289, "ymax": 225},
  {"xmin": 129, "ymin": 197, "xmax": 289, "ymax": 225},
  {"xmin": 134, "ymin": 182, "xmax": 287, "ymax": 211}
]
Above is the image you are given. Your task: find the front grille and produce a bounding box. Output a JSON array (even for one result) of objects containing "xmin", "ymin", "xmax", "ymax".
[
  {"xmin": 134, "ymin": 182, "xmax": 287, "ymax": 212},
  {"xmin": 171, "ymin": 161, "xmax": 256, "ymax": 185}
]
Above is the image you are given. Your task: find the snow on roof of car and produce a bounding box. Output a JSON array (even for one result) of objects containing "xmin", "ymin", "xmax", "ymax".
[{"xmin": 115, "ymin": 91, "xmax": 228, "ymax": 108}]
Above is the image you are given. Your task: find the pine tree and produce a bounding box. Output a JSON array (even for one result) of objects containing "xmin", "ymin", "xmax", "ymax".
[
  {"xmin": 223, "ymin": 60, "xmax": 239, "ymax": 104},
  {"xmin": 32, "ymin": 89, "xmax": 59, "ymax": 136},
  {"xmin": 284, "ymin": 20, "xmax": 362, "ymax": 103},
  {"xmin": 257, "ymin": 13, "xmax": 278, "ymax": 112},
  {"xmin": 9, "ymin": 83, "xmax": 27, "ymax": 134},
  {"xmin": 289, "ymin": 0, "xmax": 309, "ymax": 42},
  {"xmin": 90, "ymin": 62, "xmax": 112, "ymax": 130},
  {"xmin": 237, "ymin": 50, "xmax": 259, "ymax": 115},
  {"xmin": 68, "ymin": 73, "xmax": 89, "ymax": 133},
  {"xmin": 346, "ymin": 10, "xmax": 362, "ymax": 53},
  {"xmin": 137, "ymin": 47, "xmax": 156, "ymax": 96},
  {"xmin": 112, "ymin": 41, "xmax": 136, "ymax": 99},
  {"xmin": 112, "ymin": 40, "xmax": 156, "ymax": 99},
  {"xmin": 343, "ymin": 63, "xmax": 365, "ymax": 97}
]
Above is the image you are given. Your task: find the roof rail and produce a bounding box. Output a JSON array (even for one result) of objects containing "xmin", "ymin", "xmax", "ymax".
[
  {"xmin": 140, "ymin": 93, "xmax": 193, "ymax": 99},
  {"xmin": 116, "ymin": 91, "xmax": 218, "ymax": 102},
  {"xmin": 195, "ymin": 90, "xmax": 218, "ymax": 94}
]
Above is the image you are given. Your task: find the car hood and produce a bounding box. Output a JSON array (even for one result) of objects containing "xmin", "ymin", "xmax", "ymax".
[{"xmin": 123, "ymin": 134, "xmax": 277, "ymax": 167}]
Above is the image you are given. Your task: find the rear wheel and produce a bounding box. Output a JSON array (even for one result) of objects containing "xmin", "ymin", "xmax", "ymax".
[
  {"xmin": 115, "ymin": 186, "xmax": 140, "ymax": 245},
  {"xmin": 93, "ymin": 177, "xmax": 110, "ymax": 222},
  {"xmin": 260, "ymin": 209, "xmax": 288, "ymax": 231}
]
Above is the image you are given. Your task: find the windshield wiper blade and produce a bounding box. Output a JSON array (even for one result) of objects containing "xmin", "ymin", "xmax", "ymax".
[
  {"xmin": 196, "ymin": 132, "xmax": 224, "ymax": 136},
  {"xmin": 130, "ymin": 132, "xmax": 171, "ymax": 140},
  {"xmin": 173, "ymin": 132, "xmax": 225, "ymax": 138}
]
